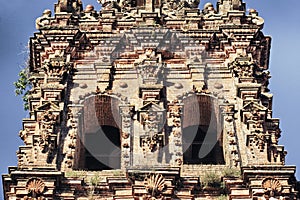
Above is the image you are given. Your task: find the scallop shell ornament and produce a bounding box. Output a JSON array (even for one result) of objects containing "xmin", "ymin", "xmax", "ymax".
[
  {"xmin": 262, "ymin": 178, "xmax": 282, "ymax": 197},
  {"xmin": 144, "ymin": 174, "xmax": 166, "ymax": 196},
  {"xmin": 26, "ymin": 178, "xmax": 45, "ymax": 196}
]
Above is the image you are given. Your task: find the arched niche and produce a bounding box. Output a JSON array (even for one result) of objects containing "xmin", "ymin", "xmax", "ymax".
[
  {"xmin": 182, "ymin": 94, "xmax": 225, "ymax": 165},
  {"xmin": 75, "ymin": 95, "xmax": 122, "ymax": 170}
]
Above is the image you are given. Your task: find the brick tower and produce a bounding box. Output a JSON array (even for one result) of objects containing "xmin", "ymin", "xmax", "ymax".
[{"xmin": 2, "ymin": 0, "xmax": 299, "ymax": 199}]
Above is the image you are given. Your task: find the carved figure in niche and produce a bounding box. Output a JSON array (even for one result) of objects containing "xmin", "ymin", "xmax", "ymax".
[
  {"xmin": 67, "ymin": 112, "xmax": 77, "ymax": 129},
  {"xmin": 231, "ymin": 63, "xmax": 253, "ymax": 78},
  {"xmin": 65, "ymin": 159, "xmax": 73, "ymax": 168},
  {"xmin": 123, "ymin": 142, "xmax": 129, "ymax": 148},
  {"xmin": 35, "ymin": 9, "xmax": 52, "ymax": 29},
  {"xmin": 174, "ymin": 140, "xmax": 181, "ymax": 146},
  {"xmin": 232, "ymin": 155, "xmax": 239, "ymax": 167},
  {"xmin": 271, "ymin": 132, "xmax": 278, "ymax": 144},
  {"xmin": 118, "ymin": 0, "xmax": 131, "ymax": 11}
]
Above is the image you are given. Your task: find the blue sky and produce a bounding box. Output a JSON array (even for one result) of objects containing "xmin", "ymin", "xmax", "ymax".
[{"xmin": 0, "ymin": 0, "xmax": 300, "ymax": 198}]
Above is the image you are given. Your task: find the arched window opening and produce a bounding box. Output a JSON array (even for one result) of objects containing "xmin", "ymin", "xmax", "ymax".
[
  {"xmin": 75, "ymin": 95, "xmax": 122, "ymax": 170},
  {"xmin": 182, "ymin": 95, "xmax": 225, "ymax": 165}
]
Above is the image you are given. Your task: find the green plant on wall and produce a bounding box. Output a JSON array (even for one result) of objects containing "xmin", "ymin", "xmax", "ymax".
[
  {"xmin": 65, "ymin": 170, "xmax": 87, "ymax": 179},
  {"xmin": 87, "ymin": 172, "xmax": 103, "ymax": 200},
  {"xmin": 202, "ymin": 172, "xmax": 222, "ymax": 188},
  {"xmin": 14, "ymin": 65, "xmax": 31, "ymax": 110},
  {"xmin": 90, "ymin": 172, "xmax": 102, "ymax": 186},
  {"xmin": 222, "ymin": 167, "xmax": 241, "ymax": 178},
  {"xmin": 217, "ymin": 194, "xmax": 228, "ymax": 200}
]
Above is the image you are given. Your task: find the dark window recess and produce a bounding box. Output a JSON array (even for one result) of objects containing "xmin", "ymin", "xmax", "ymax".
[
  {"xmin": 83, "ymin": 125, "xmax": 121, "ymax": 170},
  {"xmin": 182, "ymin": 125, "xmax": 225, "ymax": 164}
]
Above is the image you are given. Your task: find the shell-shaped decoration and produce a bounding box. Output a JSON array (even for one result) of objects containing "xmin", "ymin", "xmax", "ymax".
[
  {"xmin": 26, "ymin": 178, "xmax": 45, "ymax": 195},
  {"xmin": 262, "ymin": 178, "xmax": 282, "ymax": 194},
  {"xmin": 144, "ymin": 174, "xmax": 166, "ymax": 195}
]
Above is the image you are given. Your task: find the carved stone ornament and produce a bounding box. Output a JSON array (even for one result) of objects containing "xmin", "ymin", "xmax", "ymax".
[
  {"xmin": 56, "ymin": 0, "xmax": 83, "ymax": 13},
  {"xmin": 35, "ymin": 9, "xmax": 52, "ymax": 29},
  {"xmin": 144, "ymin": 174, "xmax": 166, "ymax": 197},
  {"xmin": 141, "ymin": 134, "xmax": 163, "ymax": 153},
  {"xmin": 122, "ymin": 132, "xmax": 129, "ymax": 139},
  {"xmin": 38, "ymin": 110, "xmax": 58, "ymax": 153},
  {"xmin": 262, "ymin": 178, "xmax": 282, "ymax": 197},
  {"xmin": 19, "ymin": 128, "xmax": 30, "ymax": 142},
  {"xmin": 168, "ymin": 103, "xmax": 182, "ymax": 118},
  {"xmin": 229, "ymin": 56, "xmax": 256, "ymax": 79},
  {"xmin": 254, "ymin": 132, "xmax": 266, "ymax": 151},
  {"xmin": 42, "ymin": 50, "xmax": 72, "ymax": 78},
  {"xmin": 26, "ymin": 178, "xmax": 46, "ymax": 197}
]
